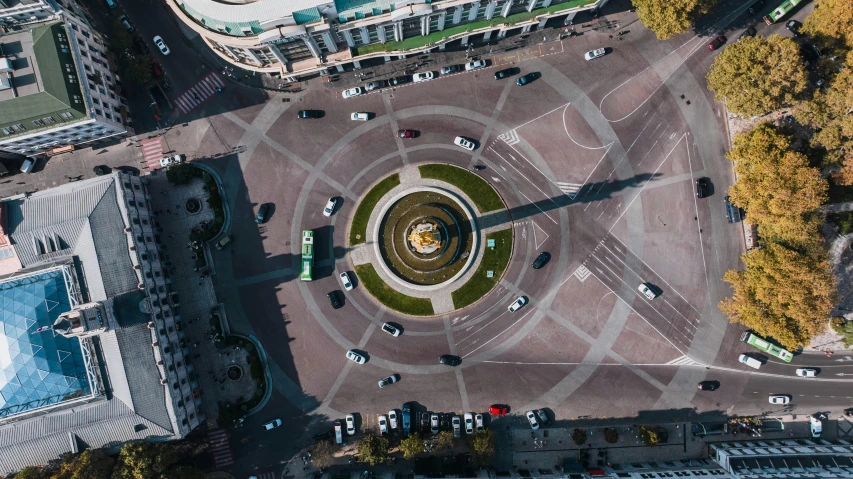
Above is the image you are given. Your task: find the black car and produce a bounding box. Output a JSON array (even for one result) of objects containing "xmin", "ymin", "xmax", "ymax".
[
  {"xmin": 389, "ymin": 76, "xmax": 409, "ymax": 86},
  {"xmin": 516, "ymin": 73, "xmax": 537, "ymax": 86},
  {"xmin": 440, "ymin": 65, "xmax": 462, "ymax": 74},
  {"xmin": 786, "ymin": 20, "xmax": 802, "ymax": 35},
  {"xmin": 747, "ymin": 0, "xmax": 765, "ymax": 15},
  {"xmin": 297, "ymin": 110, "xmax": 321, "ymax": 119},
  {"xmin": 698, "ymin": 381, "xmax": 719, "ymax": 391},
  {"xmin": 93, "ymin": 165, "xmax": 109, "ymax": 176},
  {"xmin": 256, "ymin": 203, "xmax": 270, "ymax": 224},
  {"xmin": 696, "ymin": 177, "xmax": 709, "ymax": 198},
  {"xmin": 328, "ymin": 291, "xmax": 342, "ymax": 309},
  {"xmin": 724, "ymin": 196, "xmax": 742, "ymax": 223},
  {"xmin": 532, "ymin": 252, "xmax": 551, "ymax": 269},
  {"xmin": 420, "ymin": 412, "xmax": 431, "ymax": 432},
  {"xmin": 439, "ymin": 354, "xmax": 461, "ymax": 366},
  {"xmin": 494, "ymin": 67, "xmax": 519, "ymax": 80},
  {"xmin": 738, "ymin": 26, "xmax": 757, "ymax": 41}
]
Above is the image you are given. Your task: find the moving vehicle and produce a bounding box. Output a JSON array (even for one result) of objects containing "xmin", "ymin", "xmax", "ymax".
[
  {"xmin": 440, "ymin": 354, "xmax": 461, "ymax": 366},
  {"xmin": 340, "ymin": 272, "xmax": 354, "ymax": 291},
  {"xmin": 452, "ymin": 415, "xmax": 461, "ymax": 438},
  {"xmin": 402, "ymin": 404, "xmax": 411, "ymax": 437},
  {"xmin": 516, "ymin": 73, "xmax": 537, "ymax": 86},
  {"xmin": 160, "ymin": 154, "xmax": 185, "ymax": 167},
  {"xmin": 441, "ymin": 65, "xmax": 461, "ymax": 74},
  {"xmin": 215, "ymin": 235, "xmax": 231, "ymax": 250},
  {"xmin": 810, "ymin": 416, "xmax": 822, "ymax": 437},
  {"xmin": 785, "ymin": 19, "xmax": 802, "ymax": 34},
  {"xmin": 381, "ymin": 322, "xmax": 401, "ymax": 337},
  {"xmin": 301, "ymin": 230, "xmax": 314, "ymax": 281},
  {"xmin": 465, "ymin": 60, "xmax": 487, "ymax": 71},
  {"xmin": 350, "ymin": 112, "xmax": 370, "ymax": 121},
  {"xmin": 328, "ymin": 291, "xmax": 342, "ymax": 309},
  {"xmin": 334, "ymin": 421, "xmax": 343, "ymax": 444},
  {"xmin": 697, "ymin": 381, "xmax": 719, "ymax": 391},
  {"xmin": 454, "ymin": 136, "xmax": 475, "ymax": 150},
  {"xmin": 413, "ymin": 72, "xmax": 434, "ymax": 82},
  {"xmin": 584, "ymin": 48, "xmax": 606, "ymax": 60},
  {"xmin": 508, "ymin": 296, "xmax": 527, "ymax": 312},
  {"xmin": 532, "ymin": 252, "xmax": 551, "ymax": 269},
  {"xmin": 763, "ymin": 0, "xmax": 804, "ymax": 24},
  {"xmin": 323, "ymin": 197, "xmax": 338, "ymax": 217},
  {"xmin": 346, "ymin": 349, "xmax": 365, "ymax": 364},
  {"xmin": 297, "ymin": 110, "xmax": 321, "ymax": 119},
  {"xmin": 747, "ymin": 0, "xmax": 765, "ymax": 14},
  {"xmin": 796, "ymin": 368, "xmax": 817, "ymax": 377},
  {"xmin": 397, "ymin": 129, "xmax": 415, "ymax": 139},
  {"xmin": 263, "ymin": 418, "xmax": 282, "ymax": 430},
  {"xmin": 378, "ymin": 374, "xmax": 399, "ymax": 388},
  {"xmin": 525, "ymin": 411, "xmax": 539, "ymax": 430},
  {"xmin": 475, "ymin": 413, "xmax": 484, "ymax": 432},
  {"xmin": 346, "ymin": 414, "xmax": 356, "ymax": 435},
  {"xmin": 768, "ymin": 394, "xmax": 790, "ymax": 405},
  {"xmin": 378, "ymin": 415, "xmax": 388, "ymax": 434},
  {"xmin": 119, "ymin": 15, "xmax": 133, "ymax": 31},
  {"xmin": 431, "ymin": 414, "xmax": 440, "ymax": 434},
  {"xmin": 342, "ymin": 87, "xmax": 363, "ymax": 99},
  {"xmin": 153, "ymin": 36, "xmax": 170, "ymax": 55},
  {"xmin": 389, "ymin": 410, "xmax": 398, "ymax": 429},
  {"xmin": 738, "ymin": 26, "xmax": 757, "ymax": 41},
  {"xmin": 638, "ymin": 283, "xmax": 657, "ymax": 300},
  {"xmin": 708, "ymin": 35, "xmax": 726, "ymax": 50},
  {"xmin": 464, "ymin": 413, "xmax": 474, "ymax": 434},
  {"xmin": 488, "ymin": 405, "xmax": 508, "ymax": 415},
  {"xmin": 494, "ymin": 67, "xmax": 519, "ymax": 80},
  {"xmin": 256, "ymin": 203, "xmax": 270, "ymax": 224},
  {"xmin": 696, "ymin": 177, "xmax": 709, "ymax": 198},
  {"xmin": 738, "ymin": 353, "xmax": 762, "ymax": 369},
  {"xmin": 741, "ymin": 331, "xmax": 793, "ymax": 362}
]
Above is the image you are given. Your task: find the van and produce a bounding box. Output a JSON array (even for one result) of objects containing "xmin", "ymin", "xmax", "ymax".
[
  {"xmin": 105, "ymin": 0, "xmax": 117, "ymax": 8},
  {"xmin": 20, "ymin": 158, "xmax": 35, "ymax": 174},
  {"xmin": 215, "ymin": 235, "xmax": 231, "ymax": 250},
  {"xmin": 739, "ymin": 353, "xmax": 762, "ymax": 369}
]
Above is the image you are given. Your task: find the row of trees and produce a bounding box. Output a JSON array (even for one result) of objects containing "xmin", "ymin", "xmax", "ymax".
[
  {"xmin": 9, "ymin": 442, "xmax": 205, "ymax": 479},
  {"xmin": 711, "ymin": 1, "xmax": 851, "ymax": 349}
]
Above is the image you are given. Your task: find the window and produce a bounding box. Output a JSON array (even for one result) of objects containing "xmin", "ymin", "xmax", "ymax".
[
  {"xmin": 77, "ymin": 39, "xmax": 85, "ymax": 47},
  {"xmin": 32, "ymin": 119, "xmax": 44, "ymax": 126},
  {"xmin": 60, "ymin": 112, "xmax": 74, "ymax": 120},
  {"xmin": 95, "ymin": 109, "xmax": 103, "ymax": 116},
  {"xmin": 1, "ymin": 127, "xmax": 11, "ymax": 135},
  {"xmin": 92, "ymin": 97, "xmax": 100, "ymax": 105},
  {"xmin": 42, "ymin": 117, "xmax": 55, "ymax": 124},
  {"xmin": 84, "ymin": 64, "xmax": 91, "ymax": 72},
  {"xmin": 10, "ymin": 124, "xmax": 24, "ymax": 132}
]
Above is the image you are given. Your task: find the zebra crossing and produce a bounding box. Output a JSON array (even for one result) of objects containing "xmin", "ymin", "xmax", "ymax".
[
  {"xmin": 556, "ymin": 181, "xmax": 585, "ymax": 198},
  {"xmin": 665, "ymin": 355, "xmax": 701, "ymax": 366},
  {"xmin": 498, "ymin": 129, "xmax": 520, "ymax": 146},
  {"xmin": 207, "ymin": 429, "xmax": 234, "ymax": 469},
  {"xmin": 140, "ymin": 137, "xmax": 164, "ymax": 170},
  {"xmin": 173, "ymin": 72, "xmax": 225, "ymax": 115}
]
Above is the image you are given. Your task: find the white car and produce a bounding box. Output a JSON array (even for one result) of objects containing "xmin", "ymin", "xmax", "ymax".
[
  {"xmin": 451, "ymin": 415, "xmax": 461, "ymax": 438},
  {"xmin": 475, "ymin": 413, "xmax": 484, "ymax": 432},
  {"xmin": 378, "ymin": 415, "xmax": 388, "ymax": 434},
  {"xmin": 526, "ymin": 410, "xmax": 539, "ymax": 430},
  {"xmin": 388, "ymin": 410, "xmax": 398, "ymax": 429},
  {"xmin": 342, "ymin": 87, "xmax": 363, "ymax": 99},
  {"xmin": 350, "ymin": 112, "xmax": 370, "ymax": 121},
  {"xmin": 508, "ymin": 296, "xmax": 527, "ymax": 312},
  {"xmin": 378, "ymin": 374, "xmax": 399, "ymax": 388},
  {"xmin": 464, "ymin": 412, "xmax": 474, "ymax": 434},
  {"xmin": 159, "ymin": 154, "xmax": 185, "ymax": 167},
  {"xmin": 453, "ymin": 136, "xmax": 476, "ymax": 151},
  {"xmin": 153, "ymin": 36, "xmax": 170, "ymax": 55},
  {"xmin": 323, "ymin": 197, "xmax": 338, "ymax": 217},
  {"xmin": 430, "ymin": 414, "xmax": 440, "ymax": 434},
  {"xmin": 638, "ymin": 283, "xmax": 657, "ymax": 300},
  {"xmin": 413, "ymin": 72, "xmax": 434, "ymax": 82},
  {"xmin": 796, "ymin": 368, "xmax": 817, "ymax": 377},
  {"xmin": 346, "ymin": 414, "xmax": 356, "ymax": 435},
  {"xmin": 262, "ymin": 418, "xmax": 282, "ymax": 430},
  {"xmin": 768, "ymin": 394, "xmax": 790, "ymax": 405},
  {"xmin": 381, "ymin": 322, "xmax": 401, "ymax": 337},
  {"xmin": 346, "ymin": 350, "xmax": 366, "ymax": 364},
  {"xmin": 340, "ymin": 272, "xmax": 354, "ymax": 291},
  {"xmin": 810, "ymin": 416, "xmax": 822, "ymax": 437},
  {"xmin": 465, "ymin": 60, "xmax": 487, "ymax": 71},
  {"xmin": 584, "ymin": 48, "xmax": 606, "ymax": 61}
]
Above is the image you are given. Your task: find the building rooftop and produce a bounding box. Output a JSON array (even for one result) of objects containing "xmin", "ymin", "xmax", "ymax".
[
  {"xmin": 0, "ymin": 21, "xmax": 87, "ymax": 140},
  {"xmin": 0, "ymin": 267, "xmax": 93, "ymax": 419}
]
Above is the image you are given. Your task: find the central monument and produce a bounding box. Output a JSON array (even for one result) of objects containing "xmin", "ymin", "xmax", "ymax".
[{"xmin": 408, "ymin": 221, "xmax": 443, "ymax": 254}]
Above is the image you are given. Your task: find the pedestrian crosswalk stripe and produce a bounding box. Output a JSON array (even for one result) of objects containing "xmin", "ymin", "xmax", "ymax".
[
  {"xmin": 573, "ymin": 265, "xmax": 591, "ymax": 282},
  {"xmin": 665, "ymin": 355, "xmax": 699, "ymax": 366},
  {"xmin": 498, "ymin": 129, "xmax": 520, "ymax": 146},
  {"xmin": 556, "ymin": 181, "xmax": 585, "ymax": 198}
]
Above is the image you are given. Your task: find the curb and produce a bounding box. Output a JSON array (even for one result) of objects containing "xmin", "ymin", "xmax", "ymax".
[
  {"xmin": 193, "ymin": 161, "xmax": 232, "ymax": 243},
  {"xmin": 243, "ymin": 332, "xmax": 274, "ymax": 417}
]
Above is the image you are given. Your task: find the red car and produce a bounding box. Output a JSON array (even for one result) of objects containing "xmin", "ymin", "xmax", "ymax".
[
  {"xmin": 397, "ymin": 129, "xmax": 415, "ymax": 139},
  {"xmin": 488, "ymin": 404, "xmax": 509, "ymax": 415},
  {"xmin": 708, "ymin": 35, "xmax": 726, "ymax": 50}
]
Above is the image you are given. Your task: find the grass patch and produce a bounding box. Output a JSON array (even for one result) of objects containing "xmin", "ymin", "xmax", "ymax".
[
  {"xmin": 355, "ymin": 264, "xmax": 435, "ymax": 316},
  {"xmin": 828, "ymin": 211, "xmax": 853, "ymax": 234},
  {"xmin": 350, "ymin": 173, "xmax": 401, "ymax": 246},
  {"xmin": 451, "ymin": 229, "xmax": 512, "ymax": 309},
  {"xmin": 419, "ymin": 164, "xmax": 504, "ymax": 213}
]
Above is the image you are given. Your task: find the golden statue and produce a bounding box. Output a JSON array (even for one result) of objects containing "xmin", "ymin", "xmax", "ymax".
[{"xmin": 409, "ymin": 222, "xmax": 442, "ymax": 254}]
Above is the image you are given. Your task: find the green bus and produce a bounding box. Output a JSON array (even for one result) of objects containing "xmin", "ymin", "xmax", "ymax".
[
  {"xmin": 300, "ymin": 230, "xmax": 313, "ymax": 281},
  {"xmin": 763, "ymin": 0, "xmax": 803, "ymax": 24},
  {"xmin": 740, "ymin": 331, "xmax": 793, "ymax": 362}
]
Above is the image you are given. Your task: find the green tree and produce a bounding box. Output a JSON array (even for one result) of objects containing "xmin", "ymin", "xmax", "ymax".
[
  {"xmin": 433, "ymin": 431, "xmax": 455, "ymax": 455},
  {"xmin": 163, "ymin": 465, "xmax": 205, "ymax": 479},
  {"xmin": 726, "ymin": 123, "xmax": 827, "ymax": 253},
  {"xmin": 470, "ymin": 430, "xmax": 495, "ymax": 466},
  {"xmin": 604, "ymin": 428, "xmax": 619, "ymax": 444},
  {"xmin": 356, "ymin": 433, "xmax": 389, "ymax": 466},
  {"xmin": 311, "ymin": 440, "xmax": 336, "ymax": 468},
  {"xmin": 112, "ymin": 442, "xmax": 178, "ymax": 479},
  {"xmin": 57, "ymin": 450, "xmax": 115, "ymax": 479},
  {"xmin": 571, "ymin": 429, "xmax": 587, "ymax": 446},
  {"xmin": 638, "ymin": 426, "xmax": 660, "ymax": 446},
  {"xmin": 707, "ymin": 35, "xmax": 808, "ymax": 117},
  {"xmin": 794, "ymin": 50, "xmax": 853, "ymax": 159},
  {"xmin": 801, "ymin": 0, "xmax": 853, "ymax": 49},
  {"xmin": 631, "ymin": 0, "xmax": 717, "ymax": 40},
  {"xmin": 166, "ymin": 163, "xmax": 200, "ymax": 185},
  {"xmin": 832, "ymin": 318, "xmax": 853, "ymax": 349},
  {"xmin": 12, "ymin": 466, "xmax": 50, "ymax": 479},
  {"xmin": 399, "ymin": 433, "xmax": 425, "ymax": 459},
  {"xmin": 720, "ymin": 243, "xmax": 836, "ymax": 350}
]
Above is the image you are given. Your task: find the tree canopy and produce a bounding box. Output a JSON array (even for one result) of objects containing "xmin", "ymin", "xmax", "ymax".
[
  {"xmin": 433, "ymin": 431, "xmax": 455, "ymax": 455},
  {"xmin": 470, "ymin": 430, "xmax": 495, "ymax": 466},
  {"xmin": 357, "ymin": 433, "xmax": 389, "ymax": 466},
  {"xmin": 631, "ymin": 0, "xmax": 717, "ymax": 40},
  {"xmin": 399, "ymin": 433, "xmax": 425, "ymax": 459},
  {"xmin": 801, "ymin": 0, "xmax": 853, "ymax": 49},
  {"xmin": 311, "ymin": 440, "xmax": 336, "ymax": 469},
  {"xmin": 726, "ymin": 123, "xmax": 827, "ymax": 253},
  {"xmin": 707, "ymin": 35, "xmax": 808, "ymax": 117},
  {"xmin": 720, "ymin": 243, "xmax": 835, "ymax": 350}
]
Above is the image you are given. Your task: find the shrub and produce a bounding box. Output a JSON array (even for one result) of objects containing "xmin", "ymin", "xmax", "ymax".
[{"xmin": 571, "ymin": 429, "xmax": 587, "ymax": 446}]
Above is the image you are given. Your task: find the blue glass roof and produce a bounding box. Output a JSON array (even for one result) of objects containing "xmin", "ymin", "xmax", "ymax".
[{"xmin": 0, "ymin": 269, "xmax": 91, "ymax": 418}]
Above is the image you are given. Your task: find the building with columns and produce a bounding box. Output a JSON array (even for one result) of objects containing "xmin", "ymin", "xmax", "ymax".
[{"xmin": 166, "ymin": 0, "xmax": 606, "ymax": 82}]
